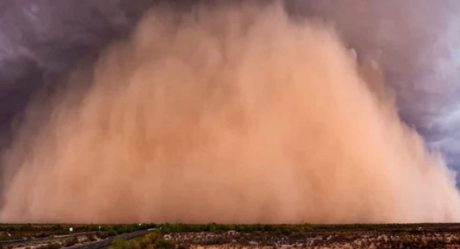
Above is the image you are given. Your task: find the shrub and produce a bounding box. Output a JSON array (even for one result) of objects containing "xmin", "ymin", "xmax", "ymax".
[
  {"xmin": 154, "ymin": 238, "xmax": 174, "ymax": 249},
  {"xmin": 145, "ymin": 231, "xmax": 162, "ymax": 243},
  {"xmin": 112, "ymin": 238, "xmax": 129, "ymax": 249},
  {"xmin": 127, "ymin": 240, "xmax": 142, "ymax": 249},
  {"xmin": 0, "ymin": 232, "xmax": 10, "ymax": 241}
]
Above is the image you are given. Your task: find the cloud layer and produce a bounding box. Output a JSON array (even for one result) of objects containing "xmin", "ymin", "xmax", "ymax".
[{"xmin": 287, "ymin": 0, "xmax": 460, "ymax": 173}]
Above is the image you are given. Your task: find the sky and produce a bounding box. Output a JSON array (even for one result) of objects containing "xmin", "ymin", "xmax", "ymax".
[{"xmin": 0, "ymin": 0, "xmax": 459, "ymax": 180}]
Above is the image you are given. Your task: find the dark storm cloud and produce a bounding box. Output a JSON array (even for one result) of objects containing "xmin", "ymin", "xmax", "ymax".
[
  {"xmin": 286, "ymin": 0, "xmax": 460, "ymax": 174},
  {"xmin": 0, "ymin": 0, "xmax": 155, "ymax": 147}
]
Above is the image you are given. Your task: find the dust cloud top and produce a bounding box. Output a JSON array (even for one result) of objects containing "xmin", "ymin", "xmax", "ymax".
[{"xmin": 1, "ymin": 2, "xmax": 460, "ymax": 223}]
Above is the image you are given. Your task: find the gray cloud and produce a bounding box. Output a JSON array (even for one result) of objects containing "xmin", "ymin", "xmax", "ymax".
[
  {"xmin": 0, "ymin": 0, "xmax": 155, "ymax": 149},
  {"xmin": 286, "ymin": 0, "xmax": 460, "ymax": 175}
]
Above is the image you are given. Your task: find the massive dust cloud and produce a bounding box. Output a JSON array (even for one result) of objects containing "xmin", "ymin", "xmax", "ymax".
[{"xmin": 1, "ymin": 2, "xmax": 460, "ymax": 223}]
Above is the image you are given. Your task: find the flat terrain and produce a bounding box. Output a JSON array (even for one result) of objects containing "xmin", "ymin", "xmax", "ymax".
[{"xmin": 2, "ymin": 223, "xmax": 460, "ymax": 248}]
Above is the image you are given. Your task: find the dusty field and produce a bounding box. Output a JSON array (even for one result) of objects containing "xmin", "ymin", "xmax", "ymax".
[
  {"xmin": 2, "ymin": 224, "xmax": 460, "ymax": 248},
  {"xmin": 162, "ymin": 224, "xmax": 460, "ymax": 248},
  {"xmin": 168, "ymin": 228, "xmax": 460, "ymax": 248}
]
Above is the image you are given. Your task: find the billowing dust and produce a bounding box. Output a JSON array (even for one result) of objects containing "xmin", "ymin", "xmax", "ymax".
[{"xmin": 1, "ymin": 3, "xmax": 459, "ymax": 223}]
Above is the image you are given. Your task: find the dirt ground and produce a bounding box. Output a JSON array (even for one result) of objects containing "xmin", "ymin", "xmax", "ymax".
[
  {"xmin": 167, "ymin": 225, "xmax": 460, "ymax": 249},
  {"xmin": 3, "ymin": 224, "xmax": 460, "ymax": 248}
]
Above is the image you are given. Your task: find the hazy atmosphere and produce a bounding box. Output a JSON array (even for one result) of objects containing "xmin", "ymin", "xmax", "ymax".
[{"xmin": 1, "ymin": 1, "xmax": 460, "ymax": 224}]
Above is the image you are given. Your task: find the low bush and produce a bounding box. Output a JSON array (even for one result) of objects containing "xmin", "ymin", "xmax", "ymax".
[
  {"xmin": 154, "ymin": 238, "xmax": 174, "ymax": 249},
  {"xmin": 111, "ymin": 231, "xmax": 174, "ymax": 249},
  {"xmin": 112, "ymin": 238, "xmax": 130, "ymax": 249}
]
